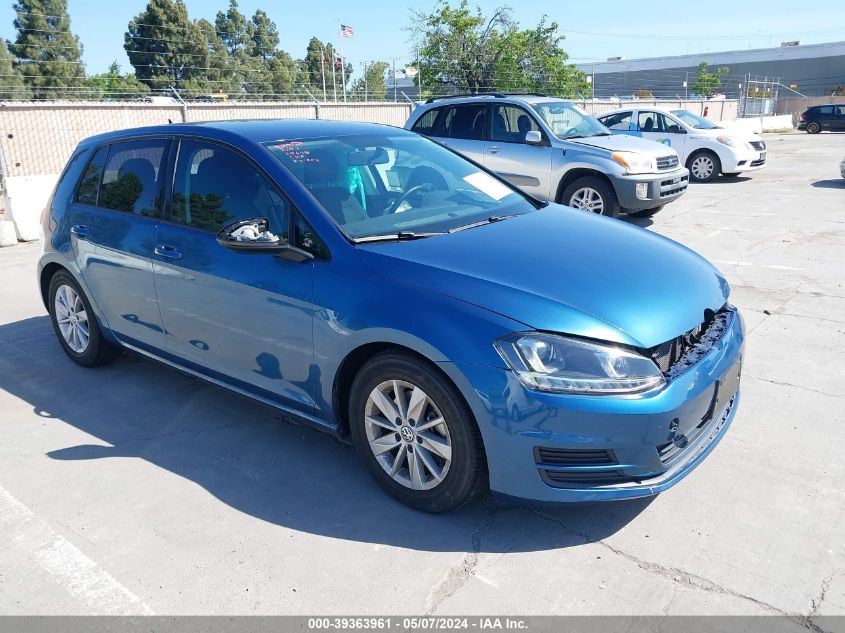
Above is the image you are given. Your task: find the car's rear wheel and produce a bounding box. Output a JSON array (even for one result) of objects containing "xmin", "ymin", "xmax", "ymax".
[
  {"xmin": 807, "ymin": 122, "xmax": 821, "ymax": 134},
  {"xmin": 687, "ymin": 151, "xmax": 721, "ymax": 182},
  {"xmin": 48, "ymin": 270, "xmax": 121, "ymax": 367},
  {"xmin": 628, "ymin": 205, "xmax": 664, "ymax": 218},
  {"xmin": 349, "ymin": 351, "xmax": 486, "ymax": 513},
  {"xmin": 560, "ymin": 176, "xmax": 620, "ymax": 218}
]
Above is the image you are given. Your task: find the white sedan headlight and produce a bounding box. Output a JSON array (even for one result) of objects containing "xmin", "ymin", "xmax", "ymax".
[
  {"xmin": 716, "ymin": 136, "xmax": 739, "ymax": 147},
  {"xmin": 611, "ymin": 151, "xmax": 657, "ymax": 175},
  {"xmin": 495, "ymin": 333, "xmax": 665, "ymax": 395}
]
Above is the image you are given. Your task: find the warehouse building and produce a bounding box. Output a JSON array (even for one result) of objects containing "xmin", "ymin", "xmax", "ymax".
[{"xmin": 576, "ymin": 41, "xmax": 845, "ymax": 99}]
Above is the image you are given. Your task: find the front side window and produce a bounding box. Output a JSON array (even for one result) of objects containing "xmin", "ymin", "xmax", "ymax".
[
  {"xmin": 265, "ymin": 133, "xmax": 534, "ymax": 239},
  {"xmin": 98, "ymin": 139, "xmax": 170, "ymax": 216},
  {"xmin": 171, "ymin": 140, "xmax": 290, "ymax": 238},
  {"xmin": 530, "ymin": 102, "xmax": 609, "ymax": 139},
  {"xmin": 490, "ymin": 105, "xmax": 542, "ymax": 143}
]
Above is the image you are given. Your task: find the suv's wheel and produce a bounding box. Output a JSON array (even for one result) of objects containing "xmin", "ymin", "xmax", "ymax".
[
  {"xmin": 807, "ymin": 122, "xmax": 821, "ymax": 134},
  {"xmin": 560, "ymin": 176, "xmax": 620, "ymax": 218},
  {"xmin": 48, "ymin": 270, "xmax": 121, "ymax": 367},
  {"xmin": 349, "ymin": 351, "xmax": 486, "ymax": 513},
  {"xmin": 687, "ymin": 151, "xmax": 721, "ymax": 182}
]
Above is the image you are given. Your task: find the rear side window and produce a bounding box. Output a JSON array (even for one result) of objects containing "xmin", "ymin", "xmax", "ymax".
[
  {"xmin": 601, "ymin": 111, "xmax": 633, "ymax": 130},
  {"xmin": 75, "ymin": 146, "xmax": 109, "ymax": 206},
  {"xmin": 98, "ymin": 139, "xmax": 170, "ymax": 216},
  {"xmin": 411, "ymin": 108, "xmax": 440, "ymax": 135},
  {"xmin": 816, "ymin": 106, "xmax": 834, "ymax": 114},
  {"xmin": 441, "ymin": 104, "xmax": 487, "ymax": 141}
]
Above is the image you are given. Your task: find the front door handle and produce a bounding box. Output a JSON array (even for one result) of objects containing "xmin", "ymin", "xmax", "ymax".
[
  {"xmin": 70, "ymin": 224, "xmax": 91, "ymax": 239},
  {"xmin": 154, "ymin": 245, "xmax": 183, "ymax": 261},
  {"xmin": 487, "ymin": 146, "xmax": 500, "ymax": 154}
]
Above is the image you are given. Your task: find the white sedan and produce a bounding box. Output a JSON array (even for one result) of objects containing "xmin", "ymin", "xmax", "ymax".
[{"xmin": 598, "ymin": 107, "xmax": 767, "ymax": 182}]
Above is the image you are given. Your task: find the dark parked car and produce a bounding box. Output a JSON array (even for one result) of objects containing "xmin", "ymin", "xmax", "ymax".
[
  {"xmin": 798, "ymin": 105, "xmax": 845, "ymax": 133},
  {"xmin": 39, "ymin": 119, "xmax": 744, "ymax": 512}
]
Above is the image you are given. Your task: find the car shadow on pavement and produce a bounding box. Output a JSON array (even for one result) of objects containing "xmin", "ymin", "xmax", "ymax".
[
  {"xmin": 621, "ymin": 215, "xmax": 654, "ymax": 229},
  {"xmin": 811, "ymin": 179, "xmax": 845, "ymax": 189},
  {"xmin": 0, "ymin": 316, "xmax": 652, "ymax": 553}
]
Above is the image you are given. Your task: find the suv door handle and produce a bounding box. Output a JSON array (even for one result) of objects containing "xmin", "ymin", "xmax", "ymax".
[
  {"xmin": 154, "ymin": 245, "xmax": 183, "ymax": 261},
  {"xmin": 70, "ymin": 224, "xmax": 91, "ymax": 239},
  {"xmin": 487, "ymin": 146, "xmax": 500, "ymax": 154}
]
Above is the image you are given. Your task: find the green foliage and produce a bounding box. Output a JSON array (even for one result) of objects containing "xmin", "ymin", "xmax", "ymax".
[
  {"xmin": 350, "ymin": 62, "xmax": 389, "ymax": 100},
  {"xmin": 0, "ymin": 40, "xmax": 28, "ymax": 99},
  {"xmin": 304, "ymin": 37, "xmax": 352, "ymax": 98},
  {"xmin": 9, "ymin": 0, "xmax": 85, "ymax": 99},
  {"xmin": 408, "ymin": 0, "xmax": 588, "ymax": 97},
  {"xmin": 693, "ymin": 62, "xmax": 729, "ymax": 98},
  {"xmin": 87, "ymin": 61, "xmax": 150, "ymax": 99}
]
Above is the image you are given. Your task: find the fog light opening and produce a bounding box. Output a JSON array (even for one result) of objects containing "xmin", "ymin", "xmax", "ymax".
[{"xmin": 635, "ymin": 182, "xmax": 649, "ymax": 200}]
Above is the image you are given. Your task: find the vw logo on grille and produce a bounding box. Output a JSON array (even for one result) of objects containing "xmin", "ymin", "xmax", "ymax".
[{"xmin": 400, "ymin": 426, "xmax": 415, "ymax": 442}]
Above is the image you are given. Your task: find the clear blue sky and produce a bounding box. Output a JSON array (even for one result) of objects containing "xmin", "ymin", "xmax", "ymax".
[{"xmin": 1, "ymin": 0, "xmax": 843, "ymax": 76}]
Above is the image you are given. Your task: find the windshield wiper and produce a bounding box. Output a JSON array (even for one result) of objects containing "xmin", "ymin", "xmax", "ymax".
[
  {"xmin": 353, "ymin": 231, "xmax": 446, "ymax": 244},
  {"xmin": 448, "ymin": 214, "xmax": 518, "ymax": 233}
]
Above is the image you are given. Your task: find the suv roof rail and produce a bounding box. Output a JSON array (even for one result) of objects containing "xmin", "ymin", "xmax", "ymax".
[{"xmin": 424, "ymin": 92, "xmax": 550, "ymax": 104}]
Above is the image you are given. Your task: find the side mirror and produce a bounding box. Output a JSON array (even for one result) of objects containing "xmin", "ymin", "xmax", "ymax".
[
  {"xmin": 524, "ymin": 130, "xmax": 543, "ymax": 145},
  {"xmin": 216, "ymin": 217, "xmax": 289, "ymax": 254}
]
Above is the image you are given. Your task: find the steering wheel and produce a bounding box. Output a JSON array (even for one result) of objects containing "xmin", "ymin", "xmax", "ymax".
[
  {"xmin": 560, "ymin": 127, "xmax": 580, "ymax": 137},
  {"xmin": 386, "ymin": 182, "xmax": 436, "ymax": 214}
]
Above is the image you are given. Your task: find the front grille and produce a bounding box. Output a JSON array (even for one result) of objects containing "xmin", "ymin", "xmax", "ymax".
[
  {"xmin": 750, "ymin": 158, "xmax": 766, "ymax": 167},
  {"xmin": 750, "ymin": 140, "xmax": 766, "ymax": 151},
  {"xmin": 649, "ymin": 306, "xmax": 732, "ymax": 377},
  {"xmin": 656, "ymin": 155, "xmax": 680, "ymax": 170},
  {"xmin": 541, "ymin": 470, "xmax": 634, "ymax": 485},
  {"xmin": 659, "ymin": 174, "xmax": 688, "ymax": 198},
  {"xmin": 534, "ymin": 447, "xmax": 615, "ymax": 466}
]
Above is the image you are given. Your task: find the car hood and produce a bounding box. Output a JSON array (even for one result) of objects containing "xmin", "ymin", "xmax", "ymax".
[
  {"xmin": 693, "ymin": 127, "xmax": 764, "ymax": 143},
  {"xmin": 569, "ymin": 133, "xmax": 676, "ymax": 157},
  {"xmin": 356, "ymin": 206, "xmax": 729, "ymax": 349}
]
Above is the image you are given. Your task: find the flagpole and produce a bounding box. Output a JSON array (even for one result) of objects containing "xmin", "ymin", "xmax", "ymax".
[
  {"xmin": 319, "ymin": 44, "xmax": 327, "ymax": 102},
  {"xmin": 338, "ymin": 20, "xmax": 347, "ymax": 103},
  {"xmin": 330, "ymin": 43, "xmax": 337, "ymax": 101}
]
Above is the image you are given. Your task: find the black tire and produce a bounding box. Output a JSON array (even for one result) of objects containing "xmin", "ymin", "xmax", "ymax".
[
  {"xmin": 687, "ymin": 150, "xmax": 722, "ymax": 183},
  {"xmin": 559, "ymin": 176, "xmax": 620, "ymax": 218},
  {"xmin": 349, "ymin": 351, "xmax": 487, "ymax": 513},
  {"xmin": 628, "ymin": 205, "xmax": 664, "ymax": 218},
  {"xmin": 48, "ymin": 270, "xmax": 121, "ymax": 367},
  {"xmin": 806, "ymin": 122, "xmax": 821, "ymax": 134}
]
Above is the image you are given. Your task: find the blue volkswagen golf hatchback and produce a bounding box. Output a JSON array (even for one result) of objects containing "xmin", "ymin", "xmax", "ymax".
[{"xmin": 39, "ymin": 119, "xmax": 744, "ymax": 512}]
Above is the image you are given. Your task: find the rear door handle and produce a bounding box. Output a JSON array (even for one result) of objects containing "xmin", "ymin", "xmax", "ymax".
[
  {"xmin": 70, "ymin": 224, "xmax": 91, "ymax": 239},
  {"xmin": 487, "ymin": 146, "xmax": 500, "ymax": 154},
  {"xmin": 154, "ymin": 245, "xmax": 183, "ymax": 261}
]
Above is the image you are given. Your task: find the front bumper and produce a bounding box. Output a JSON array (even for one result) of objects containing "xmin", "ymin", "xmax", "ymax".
[
  {"xmin": 456, "ymin": 308, "xmax": 745, "ymax": 503},
  {"xmin": 612, "ymin": 168, "xmax": 689, "ymax": 210},
  {"xmin": 721, "ymin": 145, "xmax": 767, "ymax": 173},
  {"xmin": 840, "ymin": 160, "xmax": 845, "ymax": 179}
]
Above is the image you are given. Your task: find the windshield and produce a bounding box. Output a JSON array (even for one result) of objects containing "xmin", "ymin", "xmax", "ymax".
[
  {"xmin": 264, "ymin": 134, "xmax": 535, "ymax": 240},
  {"xmin": 530, "ymin": 101, "xmax": 610, "ymax": 139},
  {"xmin": 670, "ymin": 109, "xmax": 720, "ymax": 130}
]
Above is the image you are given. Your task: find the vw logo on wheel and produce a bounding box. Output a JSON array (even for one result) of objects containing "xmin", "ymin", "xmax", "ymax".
[{"xmin": 400, "ymin": 426, "xmax": 415, "ymax": 442}]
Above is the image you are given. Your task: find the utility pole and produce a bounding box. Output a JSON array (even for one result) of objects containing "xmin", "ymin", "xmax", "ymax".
[
  {"xmin": 363, "ymin": 61, "xmax": 368, "ymax": 101},
  {"xmin": 417, "ymin": 47, "xmax": 422, "ymax": 100},
  {"xmin": 392, "ymin": 58, "xmax": 397, "ymax": 102},
  {"xmin": 320, "ymin": 44, "xmax": 327, "ymax": 102}
]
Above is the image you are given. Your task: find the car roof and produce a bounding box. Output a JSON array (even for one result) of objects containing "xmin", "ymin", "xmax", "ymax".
[
  {"xmin": 419, "ymin": 94, "xmax": 570, "ymax": 108},
  {"xmin": 77, "ymin": 118, "xmax": 406, "ymax": 147},
  {"xmin": 598, "ymin": 106, "xmax": 686, "ymax": 116}
]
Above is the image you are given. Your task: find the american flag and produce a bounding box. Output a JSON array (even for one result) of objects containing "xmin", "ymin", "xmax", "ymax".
[{"xmin": 340, "ymin": 24, "xmax": 354, "ymax": 38}]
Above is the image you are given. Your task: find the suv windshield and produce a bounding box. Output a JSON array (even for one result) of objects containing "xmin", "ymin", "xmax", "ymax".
[
  {"xmin": 530, "ymin": 101, "xmax": 610, "ymax": 139},
  {"xmin": 264, "ymin": 134, "xmax": 535, "ymax": 240},
  {"xmin": 670, "ymin": 109, "xmax": 720, "ymax": 130}
]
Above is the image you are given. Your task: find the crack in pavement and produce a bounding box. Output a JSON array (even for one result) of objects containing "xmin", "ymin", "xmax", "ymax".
[
  {"xmin": 424, "ymin": 500, "xmax": 498, "ymax": 615},
  {"xmin": 810, "ymin": 570, "xmax": 841, "ymax": 617},
  {"xmin": 744, "ymin": 374, "xmax": 844, "ymax": 399}
]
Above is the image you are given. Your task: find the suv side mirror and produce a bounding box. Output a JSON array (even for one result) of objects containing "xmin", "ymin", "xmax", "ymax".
[
  {"xmin": 524, "ymin": 130, "xmax": 543, "ymax": 145},
  {"xmin": 217, "ymin": 217, "xmax": 289, "ymax": 254}
]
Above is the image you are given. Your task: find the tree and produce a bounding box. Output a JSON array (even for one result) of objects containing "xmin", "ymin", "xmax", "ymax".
[
  {"xmin": 693, "ymin": 61, "xmax": 729, "ymax": 98},
  {"xmin": 215, "ymin": 0, "xmax": 252, "ymax": 58},
  {"xmin": 0, "ymin": 40, "xmax": 29, "ymax": 99},
  {"xmin": 633, "ymin": 88, "xmax": 654, "ymax": 99},
  {"xmin": 87, "ymin": 61, "xmax": 150, "ymax": 99},
  {"xmin": 304, "ymin": 37, "xmax": 351, "ymax": 99},
  {"xmin": 125, "ymin": 0, "xmax": 209, "ymax": 93},
  {"xmin": 350, "ymin": 61, "xmax": 389, "ymax": 100},
  {"xmin": 409, "ymin": 0, "xmax": 587, "ymax": 97},
  {"xmin": 249, "ymin": 9, "xmax": 278, "ymax": 61},
  {"xmin": 9, "ymin": 0, "xmax": 85, "ymax": 99}
]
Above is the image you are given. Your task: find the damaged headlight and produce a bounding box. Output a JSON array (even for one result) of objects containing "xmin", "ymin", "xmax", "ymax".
[{"xmin": 494, "ymin": 333, "xmax": 665, "ymax": 395}]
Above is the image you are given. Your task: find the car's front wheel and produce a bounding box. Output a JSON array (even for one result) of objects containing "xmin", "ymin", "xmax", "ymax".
[
  {"xmin": 806, "ymin": 122, "xmax": 821, "ymax": 134},
  {"xmin": 48, "ymin": 270, "xmax": 121, "ymax": 367},
  {"xmin": 560, "ymin": 176, "xmax": 620, "ymax": 218},
  {"xmin": 687, "ymin": 151, "xmax": 721, "ymax": 182},
  {"xmin": 349, "ymin": 351, "xmax": 486, "ymax": 512}
]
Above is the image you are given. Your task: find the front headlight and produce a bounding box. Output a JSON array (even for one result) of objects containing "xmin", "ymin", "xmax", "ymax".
[
  {"xmin": 494, "ymin": 333, "xmax": 665, "ymax": 395},
  {"xmin": 716, "ymin": 136, "xmax": 738, "ymax": 147},
  {"xmin": 611, "ymin": 151, "xmax": 657, "ymax": 174}
]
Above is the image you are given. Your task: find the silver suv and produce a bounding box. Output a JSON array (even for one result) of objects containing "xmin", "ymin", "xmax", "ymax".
[{"xmin": 405, "ymin": 94, "xmax": 690, "ymax": 218}]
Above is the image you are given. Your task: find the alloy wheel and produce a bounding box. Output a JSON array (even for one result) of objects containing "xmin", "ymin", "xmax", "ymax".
[
  {"xmin": 54, "ymin": 284, "xmax": 90, "ymax": 354},
  {"xmin": 569, "ymin": 187, "xmax": 605, "ymax": 214},
  {"xmin": 364, "ymin": 379, "xmax": 452, "ymax": 491},
  {"xmin": 690, "ymin": 155, "xmax": 716, "ymax": 180}
]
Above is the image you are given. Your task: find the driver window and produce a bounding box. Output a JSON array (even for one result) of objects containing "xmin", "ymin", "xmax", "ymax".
[
  {"xmin": 171, "ymin": 140, "xmax": 289, "ymax": 238},
  {"xmin": 490, "ymin": 105, "xmax": 541, "ymax": 143}
]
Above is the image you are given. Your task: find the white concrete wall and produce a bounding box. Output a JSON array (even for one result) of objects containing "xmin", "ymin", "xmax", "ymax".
[
  {"xmin": 4, "ymin": 174, "xmax": 57, "ymax": 242},
  {"xmin": 722, "ymin": 115, "xmax": 795, "ymax": 134}
]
